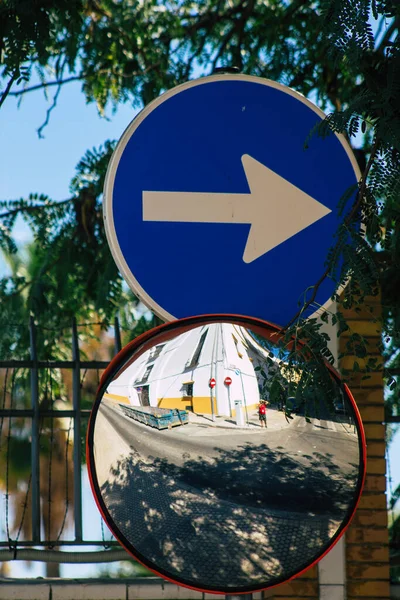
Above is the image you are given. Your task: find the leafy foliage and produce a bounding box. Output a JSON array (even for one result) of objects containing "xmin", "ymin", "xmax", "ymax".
[
  {"xmin": 1, "ymin": 0, "xmax": 399, "ymax": 393},
  {"xmin": 1, "ymin": 0, "xmax": 384, "ymax": 113},
  {"xmin": 0, "ymin": 0, "xmax": 399, "ymax": 407},
  {"xmin": 1, "ymin": 0, "xmax": 400, "ymax": 570},
  {"xmin": 0, "ymin": 140, "xmax": 143, "ymax": 361}
]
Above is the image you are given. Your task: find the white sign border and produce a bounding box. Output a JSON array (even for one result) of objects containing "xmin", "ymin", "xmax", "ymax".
[{"xmin": 103, "ymin": 73, "xmax": 361, "ymax": 323}]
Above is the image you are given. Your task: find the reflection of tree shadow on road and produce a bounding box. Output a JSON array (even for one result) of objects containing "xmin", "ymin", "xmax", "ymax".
[
  {"xmin": 223, "ymin": 419, "xmax": 267, "ymax": 428},
  {"xmin": 153, "ymin": 442, "xmax": 357, "ymax": 514},
  {"xmin": 99, "ymin": 441, "xmax": 359, "ymax": 590}
]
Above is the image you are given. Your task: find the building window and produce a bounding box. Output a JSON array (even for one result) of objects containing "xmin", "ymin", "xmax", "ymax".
[
  {"xmin": 182, "ymin": 382, "xmax": 194, "ymax": 396},
  {"xmin": 187, "ymin": 329, "xmax": 208, "ymax": 368},
  {"xmin": 135, "ymin": 364, "xmax": 153, "ymax": 384},
  {"xmin": 148, "ymin": 344, "xmax": 165, "ymax": 362},
  {"xmin": 138, "ymin": 385, "xmax": 150, "ymax": 406}
]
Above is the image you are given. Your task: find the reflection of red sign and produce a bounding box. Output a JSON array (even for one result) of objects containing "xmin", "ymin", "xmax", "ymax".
[
  {"xmin": 224, "ymin": 377, "xmax": 232, "ymax": 386},
  {"xmin": 209, "ymin": 378, "xmax": 216, "ymax": 388}
]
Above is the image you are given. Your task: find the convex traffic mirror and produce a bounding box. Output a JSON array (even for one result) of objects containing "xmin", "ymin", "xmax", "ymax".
[{"xmin": 87, "ymin": 315, "xmax": 366, "ymax": 594}]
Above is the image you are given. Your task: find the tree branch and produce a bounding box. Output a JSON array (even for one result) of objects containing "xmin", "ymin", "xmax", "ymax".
[
  {"xmin": 0, "ymin": 69, "xmax": 19, "ymax": 109},
  {"xmin": 37, "ymin": 83, "xmax": 62, "ymax": 138},
  {"xmin": 211, "ymin": 26, "xmax": 237, "ymax": 71},
  {"xmin": 9, "ymin": 76, "xmax": 84, "ymax": 97},
  {"xmin": 282, "ymin": 136, "xmax": 380, "ymax": 331},
  {"xmin": 0, "ymin": 199, "xmax": 73, "ymax": 220}
]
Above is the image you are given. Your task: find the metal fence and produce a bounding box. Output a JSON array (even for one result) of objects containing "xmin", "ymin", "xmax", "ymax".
[
  {"xmin": 1, "ymin": 315, "xmax": 398, "ymax": 572},
  {"xmin": 0, "ymin": 316, "xmax": 131, "ymax": 563}
]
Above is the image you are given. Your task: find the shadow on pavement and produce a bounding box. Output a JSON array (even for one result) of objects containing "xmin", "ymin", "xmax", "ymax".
[{"xmin": 98, "ymin": 441, "xmax": 360, "ymax": 590}]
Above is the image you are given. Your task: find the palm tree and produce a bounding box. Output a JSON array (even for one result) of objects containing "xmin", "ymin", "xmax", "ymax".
[{"xmin": 0, "ymin": 244, "xmax": 76, "ymax": 577}]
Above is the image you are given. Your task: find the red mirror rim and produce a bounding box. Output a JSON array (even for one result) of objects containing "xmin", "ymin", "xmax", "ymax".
[{"xmin": 87, "ymin": 313, "xmax": 367, "ymax": 595}]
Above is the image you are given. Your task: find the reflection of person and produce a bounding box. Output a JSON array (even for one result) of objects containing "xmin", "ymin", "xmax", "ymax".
[{"xmin": 258, "ymin": 400, "xmax": 267, "ymax": 428}]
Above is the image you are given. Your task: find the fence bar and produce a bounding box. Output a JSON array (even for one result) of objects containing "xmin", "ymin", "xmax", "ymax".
[
  {"xmin": 29, "ymin": 317, "xmax": 41, "ymax": 543},
  {"xmin": 0, "ymin": 409, "xmax": 92, "ymax": 418},
  {"xmin": 0, "ymin": 540, "xmax": 119, "ymax": 547},
  {"xmin": 114, "ymin": 317, "xmax": 122, "ymax": 355},
  {"xmin": 0, "ymin": 548, "xmax": 128, "ymax": 562},
  {"xmin": 0, "ymin": 360, "xmax": 110, "ymax": 369},
  {"xmin": 72, "ymin": 318, "xmax": 83, "ymax": 542}
]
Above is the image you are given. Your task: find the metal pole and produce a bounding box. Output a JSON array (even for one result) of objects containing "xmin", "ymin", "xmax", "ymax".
[
  {"xmin": 210, "ymin": 326, "xmax": 217, "ymax": 422},
  {"xmin": 114, "ymin": 316, "xmax": 122, "ymax": 355},
  {"xmin": 29, "ymin": 317, "xmax": 41, "ymax": 543},
  {"xmin": 72, "ymin": 318, "xmax": 83, "ymax": 542},
  {"xmin": 239, "ymin": 370, "xmax": 249, "ymax": 425},
  {"xmin": 227, "ymin": 385, "xmax": 232, "ymax": 418}
]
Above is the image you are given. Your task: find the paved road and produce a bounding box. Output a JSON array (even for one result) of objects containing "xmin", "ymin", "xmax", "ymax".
[
  {"xmin": 99, "ymin": 401, "xmax": 359, "ymax": 514},
  {"xmin": 94, "ymin": 401, "xmax": 360, "ymax": 590}
]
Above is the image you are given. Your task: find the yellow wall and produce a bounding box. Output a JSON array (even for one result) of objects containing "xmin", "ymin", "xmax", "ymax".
[
  {"xmin": 339, "ymin": 293, "xmax": 391, "ymax": 600},
  {"xmin": 264, "ymin": 294, "xmax": 389, "ymax": 600},
  {"xmin": 103, "ymin": 393, "xmax": 130, "ymax": 404},
  {"xmin": 158, "ymin": 397, "xmax": 194, "ymax": 410},
  {"xmin": 192, "ymin": 396, "xmax": 216, "ymax": 414},
  {"xmin": 158, "ymin": 396, "xmax": 217, "ymax": 414},
  {"xmin": 158, "ymin": 397, "xmax": 259, "ymax": 416}
]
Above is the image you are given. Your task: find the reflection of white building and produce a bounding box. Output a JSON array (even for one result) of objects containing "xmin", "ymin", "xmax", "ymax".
[{"xmin": 106, "ymin": 324, "xmax": 280, "ymax": 417}]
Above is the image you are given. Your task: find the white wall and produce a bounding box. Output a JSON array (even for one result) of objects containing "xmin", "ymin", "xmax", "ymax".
[{"xmin": 107, "ymin": 324, "xmax": 280, "ymax": 415}]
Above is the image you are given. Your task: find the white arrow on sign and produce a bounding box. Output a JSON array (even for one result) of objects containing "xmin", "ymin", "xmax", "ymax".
[{"xmin": 143, "ymin": 154, "xmax": 332, "ymax": 263}]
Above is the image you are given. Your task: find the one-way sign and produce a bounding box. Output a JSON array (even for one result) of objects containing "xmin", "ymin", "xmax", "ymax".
[
  {"xmin": 104, "ymin": 74, "xmax": 360, "ymax": 324},
  {"xmin": 143, "ymin": 153, "xmax": 332, "ymax": 264}
]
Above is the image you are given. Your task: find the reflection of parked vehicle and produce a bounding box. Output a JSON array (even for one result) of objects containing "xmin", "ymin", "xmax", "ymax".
[
  {"xmin": 286, "ymin": 396, "xmax": 302, "ymax": 414},
  {"xmin": 333, "ymin": 397, "xmax": 355, "ymax": 428},
  {"xmin": 334, "ymin": 400, "xmax": 346, "ymax": 414},
  {"xmin": 119, "ymin": 404, "xmax": 189, "ymax": 430}
]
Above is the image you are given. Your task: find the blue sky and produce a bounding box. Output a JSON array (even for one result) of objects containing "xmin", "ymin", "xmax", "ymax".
[
  {"xmin": 1, "ymin": 73, "xmax": 399, "ymax": 576},
  {"xmin": 0, "ymin": 79, "xmax": 139, "ymax": 272}
]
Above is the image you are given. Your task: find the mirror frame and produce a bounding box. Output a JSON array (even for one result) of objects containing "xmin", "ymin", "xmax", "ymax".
[{"xmin": 87, "ymin": 314, "xmax": 367, "ymax": 595}]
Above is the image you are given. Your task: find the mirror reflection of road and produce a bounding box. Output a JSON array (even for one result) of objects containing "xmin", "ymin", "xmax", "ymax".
[{"xmin": 95, "ymin": 400, "xmax": 360, "ymax": 589}]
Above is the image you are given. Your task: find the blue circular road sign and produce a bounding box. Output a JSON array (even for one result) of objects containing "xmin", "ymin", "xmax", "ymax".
[{"xmin": 104, "ymin": 74, "xmax": 360, "ymax": 324}]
